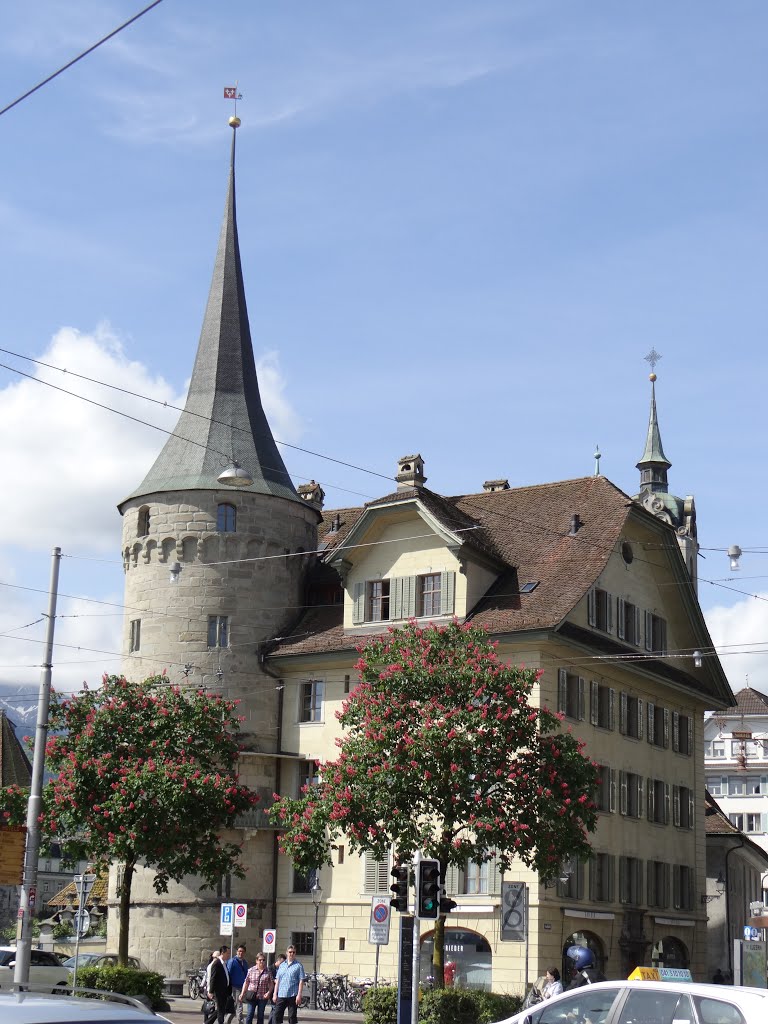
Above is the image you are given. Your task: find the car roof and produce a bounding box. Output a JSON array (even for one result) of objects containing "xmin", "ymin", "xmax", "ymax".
[{"xmin": 0, "ymin": 989, "xmax": 166, "ymax": 1022}]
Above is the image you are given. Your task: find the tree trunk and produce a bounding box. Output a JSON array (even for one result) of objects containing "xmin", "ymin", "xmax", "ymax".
[
  {"xmin": 117, "ymin": 859, "xmax": 135, "ymax": 967},
  {"xmin": 432, "ymin": 914, "xmax": 445, "ymax": 989}
]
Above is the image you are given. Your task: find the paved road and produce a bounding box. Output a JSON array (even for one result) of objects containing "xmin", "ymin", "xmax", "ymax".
[{"xmin": 161, "ymin": 997, "xmax": 364, "ymax": 1024}]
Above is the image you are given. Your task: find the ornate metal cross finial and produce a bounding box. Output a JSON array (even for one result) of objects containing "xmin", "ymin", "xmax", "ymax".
[
  {"xmin": 644, "ymin": 348, "xmax": 662, "ymax": 372},
  {"xmin": 223, "ymin": 82, "xmax": 243, "ymax": 119}
]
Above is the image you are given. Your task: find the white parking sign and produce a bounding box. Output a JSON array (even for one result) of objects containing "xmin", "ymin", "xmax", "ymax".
[
  {"xmin": 220, "ymin": 903, "xmax": 234, "ymax": 937},
  {"xmin": 234, "ymin": 903, "xmax": 247, "ymax": 929},
  {"xmin": 263, "ymin": 928, "xmax": 277, "ymax": 954}
]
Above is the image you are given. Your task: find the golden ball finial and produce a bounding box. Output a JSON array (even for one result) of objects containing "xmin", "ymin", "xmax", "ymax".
[
  {"xmin": 649, "ymin": 372, "xmax": 657, "ymax": 382},
  {"xmin": 229, "ymin": 116, "xmax": 241, "ymax": 129}
]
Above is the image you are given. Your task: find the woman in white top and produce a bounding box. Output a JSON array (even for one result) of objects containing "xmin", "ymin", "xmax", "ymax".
[{"xmin": 542, "ymin": 967, "xmax": 563, "ymax": 999}]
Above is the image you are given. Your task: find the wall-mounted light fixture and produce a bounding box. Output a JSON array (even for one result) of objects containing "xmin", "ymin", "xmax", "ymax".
[{"xmin": 701, "ymin": 869, "xmax": 726, "ymax": 904}]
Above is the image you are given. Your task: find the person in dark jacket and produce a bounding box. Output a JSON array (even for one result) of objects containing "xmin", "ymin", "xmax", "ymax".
[
  {"xmin": 565, "ymin": 945, "xmax": 606, "ymax": 989},
  {"xmin": 206, "ymin": 946, "xmax": 232, "ymax": 1024}
]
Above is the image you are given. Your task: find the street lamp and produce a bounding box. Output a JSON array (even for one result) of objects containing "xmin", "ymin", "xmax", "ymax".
[{"xmin": 311, "ymin": 879, "xmax": 322, "ymax": 1010}]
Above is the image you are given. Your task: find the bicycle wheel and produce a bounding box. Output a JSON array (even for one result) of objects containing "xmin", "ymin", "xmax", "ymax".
[
  {"xmin": 346, "ymin": 988, "xmax": 363, "ymax": 1012},
  {"xmin": 318, "ymin": 987, "xmax": 333, "ymax": 1011},
  {"xmin": 189, "ymin": 976, "xmax": 200, "ymax": 999}
]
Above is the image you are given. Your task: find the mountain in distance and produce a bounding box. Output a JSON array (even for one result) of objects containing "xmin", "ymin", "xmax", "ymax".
[{"xmin": 0, "ymin": 682, "xmax": 39, "ymax": 747}]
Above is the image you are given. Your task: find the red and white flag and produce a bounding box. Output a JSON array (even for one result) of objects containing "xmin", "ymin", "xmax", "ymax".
[{"xmin": 224, "ymin": 86, "xmax": 242, "ymax": 100}]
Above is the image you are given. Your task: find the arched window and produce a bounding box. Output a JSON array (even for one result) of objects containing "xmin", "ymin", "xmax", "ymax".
[
  {"xmin": 217, "ymin": 503, "xmax": 237, "ymax": 532},
  {"xmin": 137, "ymin": 506, "xmax": 150, "ymax": 537}
]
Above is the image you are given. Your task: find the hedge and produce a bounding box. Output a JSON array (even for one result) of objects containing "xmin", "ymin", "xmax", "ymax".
[
  {"xmin": 363, "ymin": 985, "xmax": 523, "ymax": 1024},
  {"xmin": 72, "ymin": 966, "xmax": 166, "ymax": 1009}
]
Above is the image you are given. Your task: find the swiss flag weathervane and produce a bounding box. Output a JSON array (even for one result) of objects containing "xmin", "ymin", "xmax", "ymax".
[{"xmin": 224, "ymin": 83, "xmax": 243, "ymax": 118}]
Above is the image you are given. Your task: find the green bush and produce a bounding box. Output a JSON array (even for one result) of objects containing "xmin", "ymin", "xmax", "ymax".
[
  {"xmin": 363, "ymin": 984, "xmax": 398, "ymax": 1024},
  {"xmin": 73, "ymin": 966, "xmax": 165, "ymax": 1009},
  {"xmin": 363, "ymin": 986, "xmax": 523, "ymax": 1024}
]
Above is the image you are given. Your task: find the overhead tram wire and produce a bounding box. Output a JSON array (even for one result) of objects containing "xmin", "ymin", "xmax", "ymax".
[
  {"xmin": 0, "ymin": 348, "xmax": 394, "ymax": 489},
  {"xmin": 0, "ymin": 1, "xmax": 166, "ymax": 119}
]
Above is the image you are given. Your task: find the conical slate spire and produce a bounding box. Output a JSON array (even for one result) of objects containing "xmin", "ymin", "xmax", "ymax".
[
  {"xmin": 636, "ymin": 375, "xmax": 671, "ymax": 495},
  {"xmin": 121, "ymin": 124, "xmax": 301, "ymax": 506}
]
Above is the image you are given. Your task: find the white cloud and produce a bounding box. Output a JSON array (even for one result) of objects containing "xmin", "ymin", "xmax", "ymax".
[{"xmin": 705, "ymin": 594, "xmax": 768, "ymax": 698}]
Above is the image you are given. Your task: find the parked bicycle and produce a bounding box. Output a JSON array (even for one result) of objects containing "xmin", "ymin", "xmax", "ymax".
[
  {"xmin": 317, "ymin": 973, "xmax": 360, "ymax": 1012},
  {"xmin": 186, "ymin": 966, "xmax": 207, "ymax": 1000}
]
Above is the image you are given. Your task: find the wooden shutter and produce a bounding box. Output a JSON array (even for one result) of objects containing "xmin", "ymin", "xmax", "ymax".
[
  {"xmin": 686, "ymin": 716, "xmax": 694, "ymax": 756},
  {"xmin": 588, "ymin": 588, "xmax": 596, "ymax": 626},
  {"xmin": 609, "ymin": 689, "xmax": 616, "ymax": 731},
  {"xmin": 353, "ymin": 582, "xmax": 366, "ymax": 624},
  {"xmin": 647, "ymin": 702, "xmax": 655, "ymax": 745},
  {"xmin": 672, "ymin": 711, "xmax": 680, "ymax": 752},
  {"xmin": 619, "ymin": 771, "xmax": 627, "ymax": 815},
  {"xmin": 440, "ymin": 571, "xmax": 455, "ymax": 615},
  {"xmin": 637, "ymin": 699, "xmax": 644, "ymax": 740},
  {"xmin": 590, "ymin": 681, "xmax": 599, "ymax": 726},
  {"xmin": 609, "ymin": 769, "xmax": 617, "ymax": 813},
  {"xmin": 605, "ymin": 594, "xmax": 614, "ymax": 633},
  {"xmin": 647, "ymin": 779, "xmax": 654, "ymax": 822},
  {"xmin": 688, "ymin": 789, "xmax": 695, "ymax": 829},
  {"xmin": 558, "ymin": 669, "xmax": 567, "ymax": 714},
  {"xmin": 444, "ymin": 863, "xmax": 460, "ymax": 896},
  {"xmin": 647, "ymin": 862, "xmax": 656, "ymax": 907},
  {"xmin": 619, "ymin": 856, "xmax": 627, "ymax": 902},
  {"xmin": 363, "ymin": 852, "xmax": 388, "ymax": 894},
  {"xmin": 635, "ymin": 859, "xmax": 644, "ymax": 905},
  {"xmin": 487, "ymin": 852, "xmax": 500, "ymax": 895},
  {"xmin": 644, "ymin": 611, "xmax": 653, "ymax": 651},
  {"xmin": 619, "ymin": 692, "xmax": 628, "ymax": 735},
  {"xmin": 617, "ymin": 598, "xmax": 626, "ymax": 640},
  {"xmin": 605, "ymin": 855, "xmax": 614, "ymax": 902},
  {"xmin": 390, "ymin": 577, "xmax": 404, "ymax": 619},
  {"xmin": 663, "ymin": 708, "xmax": 670, "ymax": 749},
  {"xmin": 633, "ymin": 606, "xmax": 642, "ymax": 646},
  {"xmin": 664, "ymin": 783, "xmax": 671, "ymax": 825},
  {"xmin": 637, "ymin": 776, "xmax": 645, "ymax": 817},
  {"xmin": 578, "ymin": 677, "xmax": 586, "ymax": 721}
]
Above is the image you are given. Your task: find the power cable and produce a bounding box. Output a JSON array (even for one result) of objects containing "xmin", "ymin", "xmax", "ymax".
[{"xmin": 0, "ymin": 1, "xmax": 165, "ymax": 119}]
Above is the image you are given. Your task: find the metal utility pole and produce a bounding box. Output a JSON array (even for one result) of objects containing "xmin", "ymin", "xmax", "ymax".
[{"xmin": 14, "ymin": 547, "xmax": 61, "ymax": 987}]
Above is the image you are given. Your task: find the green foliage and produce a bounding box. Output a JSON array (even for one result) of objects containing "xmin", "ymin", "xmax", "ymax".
[
  {"xmin": 362, "ymin": 985, "xmax": 398, "ymax": 1024},
  {"xmin": 0, "ymin": 674, "xmax": 258, "ymax": 892},
  {"xmin": 74, "ymin": 965, "xmax": 165, "ymax": 1008},
  {"xmin": 270, "ymin": 621, "xmax": 598, "ymax": 880},
  {"xmin": 419, "ymin": 990, "xmax": 523, "ymax": 1024},
  {"xmin": 52, "ymin": 919, "xmax": 74, "ymax": 940},
  {"xmin": 362, "ymin": 987, "xmax": 523, "ymax": 1024}
]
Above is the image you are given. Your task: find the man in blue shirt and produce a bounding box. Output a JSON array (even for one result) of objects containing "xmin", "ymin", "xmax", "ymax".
[
  {"xmin": 226, "ymin": 944, "xmax": 250, "ymax": 1024},
  {"xmin": 273, "ymin": 945, "xmax": 307, "ymax": 1024}
]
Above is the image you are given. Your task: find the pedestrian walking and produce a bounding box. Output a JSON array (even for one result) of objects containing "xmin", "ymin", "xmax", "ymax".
[{"xmin": 272, "ymin": 946, "xmax": 306, "ymax": 1024}]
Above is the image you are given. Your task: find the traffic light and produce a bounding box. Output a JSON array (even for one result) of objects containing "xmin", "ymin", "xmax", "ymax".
[
  {"xmin": 417, "ymin": 859, "xmax": 440, "ymax": 919},
  {"xmin": 390, "ymin": 863, "xmax": 409, "ymax": 913},
  {"xmin": 440, "ymin": 894, "xmax": 457, "ymax": 915}
]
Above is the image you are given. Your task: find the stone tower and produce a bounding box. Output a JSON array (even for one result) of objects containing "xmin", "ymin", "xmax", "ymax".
[
  {"xmin": 634, "ymin": 371, "xmax": 698, "ymax": 588},
  {"xmin": 114, "ymin": 121, "xmax": 320, "ymax": 974}
]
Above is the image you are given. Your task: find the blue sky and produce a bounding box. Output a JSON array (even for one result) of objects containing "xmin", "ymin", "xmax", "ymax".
[{"xmin": 0, "ymin": 0, "xmax": 767, "ymax": 698}]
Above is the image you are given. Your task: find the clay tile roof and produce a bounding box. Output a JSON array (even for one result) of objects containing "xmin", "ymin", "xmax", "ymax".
[
  {"xmin": 704, "ymin": 790, "xmax": 740, "ymax": 835},
  {"xmin": 47, "ymin": 872, "xmax": 108, "ymax": 908},
  {"xmin": 733, "ymin": 687, "xmax": 768, "ymax": 715},
  {"xmin": 271, "ymin": 475, "xmax": 634, "ymax": 657},
  {"xmin": 0, "ymin": 710, "xmax": 32, "ymax": 787}
]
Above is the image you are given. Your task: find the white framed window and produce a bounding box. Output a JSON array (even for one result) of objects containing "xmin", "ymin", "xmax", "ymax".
[
  {"xmin": 300, "ymin": 680, "xmax": 324, "ymax": 723},
  {"xmin": 558, "ymin": 670, "xmax": 585, "ymax": 721},
  {"xmin": 353, "ymin": 573, "xmax": 456, "ymax": 624},
  {"xmin": 729, "ymin": 777, "xmax": 746, "ymax": 797},
  {"xmin": 207, "ymin": 615, "xmax": 229, "ymax": 648},
  {"xmin": 746, "ymin": 813, "xmax": 763, "ymax": 833},
  {"xmin": 464, "ymin": 859, "xmax": 490, "ymax": 894},
  {"xmin": 711, "ymin": 740, "xmax": 725, "ymax": 758},
  {"xmin": 617, "ymin": 598, "xmax": 641, "ymax": 645},
  {"xmin": 417, "ymin": 573, "xmax": 442, "ymax": 617},
  {"xmin": 729, "ymin": 812, "xmax": 744, "ymax": 830},
  {"xmin": 588, "ymin": 588, "xmax": 613, "ymax": 632},
  {"xmin": 590, "ymin": 682, "xmax": 615, "ymax": 730},
  {"xmin": 366, "ymin": 580, "xmax": 390, "ymax": 622},
  {"xmin": 297, "ymin": 759, "xmax": 319, "ymax": 796},
  {"xmin": 620, "ymin": 693, "xmax": 643, "ymax": 740}
]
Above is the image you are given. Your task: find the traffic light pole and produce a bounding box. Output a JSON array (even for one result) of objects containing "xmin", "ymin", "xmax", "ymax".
[{"xmin": 411, "ymin": 851, "xmax": 421, "ymax": 1024}]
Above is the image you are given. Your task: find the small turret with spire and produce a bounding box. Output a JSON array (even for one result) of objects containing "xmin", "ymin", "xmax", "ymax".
[{"xmin": 633, "ymin": 351, "xmax": 698, "ymax": 587}]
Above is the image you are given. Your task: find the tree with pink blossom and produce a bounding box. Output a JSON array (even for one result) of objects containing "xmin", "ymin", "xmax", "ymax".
[
  {"xmin": 0, "ymin": 674, "xmax": 257, "ymax": 964},
  {"xmin": 269, "ymin": 621, "xmax": 598, "ymax": 986}
]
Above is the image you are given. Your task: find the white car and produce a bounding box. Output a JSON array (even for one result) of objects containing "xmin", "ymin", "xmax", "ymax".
[
  {"xmin": 0, "ymin": 948, "xmax": 69, "ymax": 993},
  {"xmin": 495, "ymin": 979, "xmax": 768, "ymax": 1024},
  {"xmin": 0, "ymin": 990, "xmax": 167, "ymax": 1022}
]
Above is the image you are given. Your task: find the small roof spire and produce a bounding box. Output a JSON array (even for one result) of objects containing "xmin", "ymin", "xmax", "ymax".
[
  {"xmin": 593, "ymin": 444, "xmax": 601, "ymax": 476},
  {"xmin": 636, "ymin": 352, "xmax": 671, "ymax": 494},
  {"xmin": 120, "ymin": 117, "xmax": 302, "ymax": 509}
]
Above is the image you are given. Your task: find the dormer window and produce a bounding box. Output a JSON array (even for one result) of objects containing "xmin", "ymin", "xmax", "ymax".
[
  {"xmin": 137, "ymin": 506, "xmax": 150, "ymax": 537},
  {"xmin": 217, "ymin": 503, "xmax": 236, "ymax": 532},
  {"xmin": 367, "ymin": 580, "xmax": 390, "ymax": 622},
  {"xmin": 417, "ymin": 574, "xmax": 441, "ymax": 617}
]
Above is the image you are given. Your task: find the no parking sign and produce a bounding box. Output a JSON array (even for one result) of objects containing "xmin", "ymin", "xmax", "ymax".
[
  {"xmin": 368, "ymin": 897, "xmax": 391, "ymax": 945},
  {"xmin": 263, "ymin": 928, "xmax": 277, "ymax": 954},
  {"xmin": 234, "ymin": 903, "xmax": 247, "ymax": 929}
]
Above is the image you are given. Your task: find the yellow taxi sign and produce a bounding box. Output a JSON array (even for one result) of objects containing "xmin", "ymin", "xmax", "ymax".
[{"xmin": 629, "ymin": 966, "xmax": 693, "ymax": 982}]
